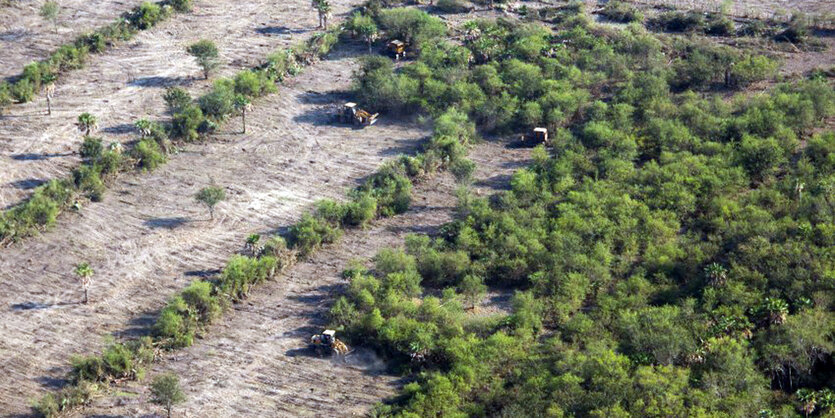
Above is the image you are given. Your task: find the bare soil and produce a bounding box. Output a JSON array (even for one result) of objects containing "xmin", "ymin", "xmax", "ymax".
[
  {"xmin": 0, "ymin": 43, "xmax": 431, "ymax": 415},
  {"xmin": 0, "ymin": 0, "xmax": 359, "ymax": 208},
  {"xmin": 0, "ymin": 0, "xmax": 147, "ymax": 80},
  {"xmin": 77, "ymin": 136, "xmax": 531, "ymax": 418}
]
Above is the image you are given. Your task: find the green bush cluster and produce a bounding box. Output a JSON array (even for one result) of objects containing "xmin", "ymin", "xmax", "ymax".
[
  {"xmin": 4, "ymin": 28, "xmax": 341, "ymax": 245},
  {"xmin": 599, "ymin": 1, "xmax": 643, "ymax": 23},
  {"xmin": 155, "ymin": 240, "xmax": 290, "ymax": 348},
  {"xmin": 33, "ymin": 338, "xmax": 154, "ymax": 417},
  {"xmin": 330, "ymin": 14, "xmax": 835, "ymax": 418},
  {"xmin": 2, "ymin": 0, "xmax": 187, "ymax": 111}
]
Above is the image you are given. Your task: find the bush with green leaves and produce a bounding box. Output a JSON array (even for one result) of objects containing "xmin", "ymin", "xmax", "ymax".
[
  {"xmin": 187, "ymin": 39, "xmax": 220, "ymax": 79},
  {"xmin": 163, "ymin": 86, "xmax": 192, "ymax": 112},
  {"xmin": 599, "ymin": 1, "xmax": 643, "ymax": 23}
]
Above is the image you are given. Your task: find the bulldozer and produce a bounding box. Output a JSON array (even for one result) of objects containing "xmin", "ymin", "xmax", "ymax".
[
  {"xmin": 310, "ymin": 329, "xmax": 350, "ymax": 357},
  {"xmin": 340, "ymin": 102, "xmax": 378, "ymax": 127},
  {"xmin": 388, "ymin": 39, "xmax": 406, "ymax": 60}
]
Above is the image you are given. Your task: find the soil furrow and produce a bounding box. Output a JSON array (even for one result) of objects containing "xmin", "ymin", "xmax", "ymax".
[
  {"xmin": 0, "ymin": 44, "xmax": 425, "ymax": 414},
  {"xmin": 78, "ymin": 140, "xmax": 531, "ymax": 417},
  {"xmin": 0, "ymin": 0, "xmax": 359, "ymax": 208}
]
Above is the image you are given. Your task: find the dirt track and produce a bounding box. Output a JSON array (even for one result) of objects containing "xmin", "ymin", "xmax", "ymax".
[
  {"xmin": 0, "ymin": 0, "xmax": 358, "ymax": 208},
  {"xmin": 0, "ymin": 0, "xmax": 147, "ymax": 80},
  {"xmin": 77, "ymin": 136, "xmax": 531, "ymax": 418},
  {"xmin": 0, "ymin": 42, "xmax": 430, "ymax": 415}
]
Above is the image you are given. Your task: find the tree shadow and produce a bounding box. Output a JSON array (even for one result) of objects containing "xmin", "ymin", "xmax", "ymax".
[
  {"xmin": 10, "ymin": 300, "xmax": 81, "ymax": 311},
  {"xmin": 101, "ymin": 123, "xmax": 135, "ymax": 135},
  {"xmin": 8, "ymin": 178, "xmax": 48, "ymax": 190},
  {"xmin": 256, "ymin": 26, "xmax": 307, "ymax": 35},
  {"xmin": 144, "ymin": 216, "xmax": 190, "ymax": 229},
  {"xmin": 10, "ymin": 152, "xmax": 72, "ymax": 160},
  {"xmin": 128, "ymin": 75, "xmax": 194, "ymax": 88},
  {"xmin": 473, "ymin": 173, "xmax": 513, "ymax": 191},
  {"xmin": 112, "ymin": 308, "xmax": 158, "ymax": 340},
  {"xmin": 184, "ymin": 267, "xmax": 221, "ymax": 277}
]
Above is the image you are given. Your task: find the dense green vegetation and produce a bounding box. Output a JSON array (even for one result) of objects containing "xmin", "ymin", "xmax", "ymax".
[{"xmin": 329, "ymin": 7, "xmax": 835, "ymax": 418}]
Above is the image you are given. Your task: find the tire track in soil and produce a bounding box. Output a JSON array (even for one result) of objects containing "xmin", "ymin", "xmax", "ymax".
[
  {"xmin": 80, "ymin": 139, "xmax": 532, "ymax": 417},
  {"xmin": 0, "ymin": 0, "xmax": 358, "ymax": 208},
  {"xmin": 0, "ymin": 44, "xmax": 424, "ymax": 415},
  {"xmin": 0, "ymin": 0, "xmax": 147, "ymax": 80}
]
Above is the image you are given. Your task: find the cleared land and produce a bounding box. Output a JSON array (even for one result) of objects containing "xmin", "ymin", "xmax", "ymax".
[
  {"xmin": 79, "ymin": 136, "xmax": 530, "ymax": 417},
  {"xmin": 0, "ymin": 0, "xmax": 357, "ymax": 208},
  {"xmin": 0, "ymin": 44, "xmax": 427, "ymax": 415},
  {"xmin": 0, "ymin": 0, "xmax": 147, "ymax": 80}
]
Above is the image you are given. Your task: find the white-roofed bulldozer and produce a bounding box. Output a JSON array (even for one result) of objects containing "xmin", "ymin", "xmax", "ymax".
[
  {"xmin": 310, "ymin": 329, "xmax": 350, "ymax": 357},
  {"xmin": 340, "ymin": 102, "xmax": 378, "ymax": 127}
]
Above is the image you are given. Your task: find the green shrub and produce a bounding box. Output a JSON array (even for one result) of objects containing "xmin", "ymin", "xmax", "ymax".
[
  {"xmin": 163, "ymin": 87, "xmax": 192, "ymax": 113},
  {"xmin": 79, "ymin": 136, "xmax": 103, "ymax": 161},
  {"xmin": 131, "ymin": 2, "xmax": 165, "ymax": 29},
  {"xmin": 101, "ymin": 343, "xmax": 135, "ymax": 378},
  {"xmin": 171, "ymin": 104, "xmax": 204, "ymax": 140},
  {"xmin": 180, "ymin": 280, "xmax": 221, "ymax": 323},
  {"xmin": 730, "ymin": 55, "xmax": 778, "ymax": 86},
  {"xmin": 288, "ymin": 213, "xmax": 342, "ymax": 256},
  {"xmin": 378, "ymin": 7, "xmax": 446, "ymax": 48},
  {"xmin": 10, "ymin": 79, "xmax": 35, "ymax": 103},
  {"xmin": 72, "ymin": 165, "xmax": 105, "ymax": 201},
  {"xmin": 344, "ymin": 194, "xmax": 378, "ymax": 227},
  {"xmin": 436, "ymin": 0, "xmax": 469, "ymax": 13},
  {"xmin": 0, "ymin": 82, "xmax": 12, "ymax": 108},
  {"xmin": 234, "ymin": 70, "xmax": 263, "ymax": 97},
  {"xmin": 51, "ymin": 44, "xmax": 89, "ymax": 71},
  {"xmin": 79, "ymin": 31, "xmax": 107, "ymax": 53},
  {"xmin": 600, "ymin": 1, "xmax": 643, "ymax": 23},
  {"xmin": 169, "ymin": 0, "xmax": 192, "ymax": 12},
  {"xmin": 198, "ymin": 80, "xmax": 234, "ymax": 120},
  {"xmin": 132, "ymin": 138, "xmax": 166, "ymax": 170},
  {"xmin": 705, "ymin": 15, "xmax": 734, "ymax": 36},
  {"xmin": 652, "ymin": 11, "xmax": 705, "ymax": 32},
  {"xmin": 32, "ymin": 393, "xmax": 59, "ymax": 417},
  {"xmin": 70, "ymin": 354, "xmax": 105, "ymax": 382}
]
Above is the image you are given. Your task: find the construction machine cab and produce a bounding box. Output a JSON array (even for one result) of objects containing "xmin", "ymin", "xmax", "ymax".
[
  {"xmin": 321, "ymin": 329, "xmax": 336, "ymax": 346},
  {"xmin": 388, "ymin": 40, "xmax": 406, "ymax": 60},
  {"xmin": 340, "ymin": 102, "xmax": 379, "ymax": 126},
  {"xmin": 533, "ymin": 127, "xmax": 549, "ymax": 145}
]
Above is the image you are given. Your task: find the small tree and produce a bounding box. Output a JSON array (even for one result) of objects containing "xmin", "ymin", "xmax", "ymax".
[
  {"xmin": 43, "ymin": 74, "xmax": 56, "ymax": 115},
  {"xmin": 195, "ymin": 184, "xmax": 225, "ymax": 220},
  {"xmin": 40, "ymin": 1, "xmax": 60, "ymax": 33},
  {"xmin": 459, "ymin": 274, "xmax": 486, "ymax": 310},
  {"xmin": 150, "ymin": 373, "xmax": 186, "ymax": 418},
  {"xmin": 233, "ymin": 95, "xmax": 252, "ymax": 134},
  {"xmin": 356, "ymin": 16, "xmax": 378, "ymax": 53},
  {"xmin": 74, "ymin": 262, "xmax": 94, "ymax": 304},
  {"xmin": 77, "ymin": 112, "xmax": 98, "ymax": 136},
  {"xmin": 135, "ymin": 118, "xmax": 152, "ymax": 138},
  {"xmin": 186, "ymin": 40, "xmax": 219, "ymax": 80},
  {"xmin": 312, "ymin": 0, "xmax": 332, "ymax": 29}
]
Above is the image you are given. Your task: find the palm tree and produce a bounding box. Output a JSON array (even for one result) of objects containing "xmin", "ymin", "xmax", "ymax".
[
  {"xmin": 758, "ymin": 297, "xmax": 789, "ymax": 326},
  {"xmin": 77, "ymin": 112, "xmax": 98, "ymax": 136},
  {"xmin": 43, "ymin": 74, "xmax": 56, "ymax": 115},
  {"xmin": 797, "ymin": 389, "xmax": 817, "ymax": 418},
  {"xmin": 233, "ymin": 95, "xmax": 252, "ymax": 134},
  {"xmin": 135, "ymin": 118, "xmax": 152, "ymax": 138},
  {"xmin": 703, "ymin": 262, "xmax": 728, "ymax": 287},
  {"xmin": 312, "ymin": 0, "xmax": 331, "ymax": 29},
  {"xmin": 74, "ymin": 262, "xmax": 94, "ymax": 304}
]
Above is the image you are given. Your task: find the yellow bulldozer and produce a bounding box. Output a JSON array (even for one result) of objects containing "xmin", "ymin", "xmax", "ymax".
[
  {"xmin": 388, "ymin": 39, "xmax": 406, "ymax": 60},
  {"xmin": 310, "ymin": 329, "xmax": 350, "ymax": 357},
  {"xmin": 340, "ymin": 102, "xmax": 379, "ymax": 127}
]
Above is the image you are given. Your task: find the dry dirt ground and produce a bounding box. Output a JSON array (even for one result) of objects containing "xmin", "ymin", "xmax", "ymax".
[
  {"xmin": 0, "ymin": 42, "xmax": 432, "ymax": 415},
  {"xmin": 78, "ymin": 136, "xmax": 531, "ymax": 418},
  {"xmin": 0, "ymin": 0, "xmax": 147, "ymax": 80},
  {"xmin": 0, "ymin": 0, "xmax": 360, "ymax": 208}
]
